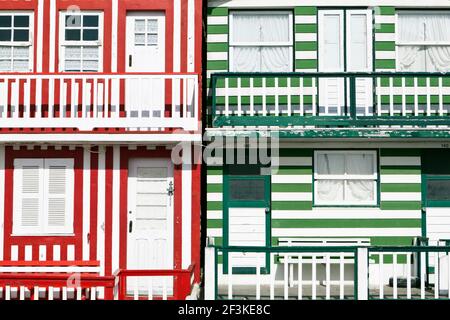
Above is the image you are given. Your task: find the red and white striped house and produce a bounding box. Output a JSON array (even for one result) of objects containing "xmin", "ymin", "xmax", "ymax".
[{"xmin": 0, "ymin": 0, "xmax": 202, "ymax": 300}]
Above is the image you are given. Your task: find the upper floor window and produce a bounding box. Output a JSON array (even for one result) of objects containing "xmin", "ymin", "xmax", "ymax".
[
  {"xmin": 314, "ymin": 151, "xmax": 378, "ymax": 206},
  {"xmin": 397, "ymin": 11, "xmax": 450, "ymax": 72},
  {"xmin": 229, "ymin": 11, "xmax": 293, "ymax": 72},
  {"xmin": 0, "ymin": 12, "xmax": 33, "ymax": 72},
  {"xmin": 13, "ymin": 158, "xmax": 74, "ymax": 235},
  {"xmin": 59, "ymin": 11, "xmax": 103, "ymax": 72}
]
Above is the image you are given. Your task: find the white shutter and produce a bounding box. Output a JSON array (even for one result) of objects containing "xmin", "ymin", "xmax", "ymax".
[
  {"xmin": 44, "ymin": 159, "xmax": 74, "ymax": 234},
  {"xmin": 13, "ymin": 159, "xmax": 44, "ymax": 235}
]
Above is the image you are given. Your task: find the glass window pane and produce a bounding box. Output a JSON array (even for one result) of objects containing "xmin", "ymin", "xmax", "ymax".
[
  {"xmin": 65, "ymin": 29, "xmax": 81, "ymax": 41},
  {"xmin": 83, "ymin": 46, "xmax": 99, "ymax": 60},
  {"xmin": 427, "ymin": 180, "xmax": 450, "ymax": 201},
  {"xmin": 12, "ymin": 59, "xmax": 28, "ymax": 71},
  {"xmin": 0, "ymin": 59, "xmax": 10, "ymax": 71},
  {"xmin": 66, "ymin": 15, "xmax": 81, "ymax": 27},
  {"xmin": 14, "ymin": 15, "xmax": 29, "ymax": 28},
  {"xmin": 135, "ymin": 33, "xmax": 145, "ymax": 45},
  {"xmin": 83, "ymin": 15, "xmax": 99, "ymax": 27},
  {"xmin": 147, "ymin": 34, "xmax": 157, "ymax": 45},
  {"xmin": 316, "ymin": 180, "xmax": 344, "ymax": 202},
  {"xmin": 82, "ymin": 60, "xmax": 98, "ymax": 71},
  {"xmin": 147, "ymin": 19, "xmax": 158, "ymax": 33},
  {"xmin": 0, "ymin": 46, "xmax": 11, "ymax": 58},
  {"xmin": 0, "ymin": 30, "xmax": 11, "ymax": 41},
  {"xmin": 13, "ymin": 47, "xmax": 28, "ymax": 59},
  {"xmin": 261, "ymin": 47, "xmax": 291, "ymax": 72},
  {"xmin": 83, "ymin": 29, "xmax": 98, "ymax": 41},
  {"xmin": 316, "ymin": 153, "xmax": 345, "ymax": 175},
  {"xmin": 65, "ymin": 46, "xmax": 81, "ymax": 59},
  {"xmin": 228, "ymin": 179, "xmax": 265, "ymax": 201},
  {"xmin": 346, "ymin": 180, "xmax": 374, "ymax": 202},
  {"xmin": 259, "ymin": 14, "xmax": 290, "ymax": 42},
  {"xmin": 0, "ymin": 16, "xmax": 12, "ymax": 28},
  {"xmin": 232, "ymin": 14, "xmax": 262, "ymax": 43},
  {"xmin": 135, "ymin": 20, "xmax": 145, "ymax": 32},
  {"xmin": 346, "ymin": 154, "xmax": 374, "ymax": 175},
  {"xmin": 13, "ymin": 30, "xmax": 29, "ymax": 42},
  {"xmin": 65, "ymin": 59, "xmax": 81, "ymax": 71},
  {"xmin": 231, "ymin": 47, "xmax": 260, "ymax": 72}
]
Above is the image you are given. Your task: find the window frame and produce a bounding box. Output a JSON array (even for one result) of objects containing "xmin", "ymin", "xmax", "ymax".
[
  {"xmin": 0, "ymin": 11, "xmax": 34, "ymax": 72},
  {"xmin": 58, "ymin": 10, "xmax": 104, "ymax": 72},
  {"xmin": 313, "ymin": 150, "xmax": 378, "ymax": 206},
  {"xmin": 228, "ymin": 10, "xmax": 294, "ymax": 72},
  {"xmin": 12, "ymin": 158, "xmax": 75, "ymax": 236},
  {"xmin": 395, "ymin": 10, "xmax": 450, "ymax": 72}
]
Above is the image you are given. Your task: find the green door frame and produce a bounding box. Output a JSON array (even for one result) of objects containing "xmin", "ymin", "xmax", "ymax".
[{"xmin": 223, "ymin": 172, "xmax": 271, "ymax": 274}]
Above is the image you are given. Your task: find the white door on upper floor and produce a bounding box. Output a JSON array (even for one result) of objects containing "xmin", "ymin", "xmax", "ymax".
[{"xmin": 126, "ymin": 12, "xmax": 166, "ymax": 121}]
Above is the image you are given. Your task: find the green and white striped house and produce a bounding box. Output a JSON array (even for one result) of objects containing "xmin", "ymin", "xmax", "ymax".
[{"xmin": 204, "ymin": 0, "xmax": 450, "ymax": 299}]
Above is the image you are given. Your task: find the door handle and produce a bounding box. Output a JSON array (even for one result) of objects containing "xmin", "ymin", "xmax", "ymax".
[
  {"xmin": 129, "ymin": 221, "xmax": 133, "ymax": 233},
  {"xmin": 265, "ymin": 207, "xmax": 270, "ymax": 214},
  {"xmin": 129, "ymin": 55, "xmax": 132, "ymax": 67}
]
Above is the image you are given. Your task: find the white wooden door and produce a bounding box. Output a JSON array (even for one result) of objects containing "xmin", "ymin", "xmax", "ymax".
[
  {"xmin": 127, "ymin": 158, "xmax": 174, "ymax": 295},
  {"xmin": 126, "ymin": 12, "xmax": 166, "ymax": 120}
]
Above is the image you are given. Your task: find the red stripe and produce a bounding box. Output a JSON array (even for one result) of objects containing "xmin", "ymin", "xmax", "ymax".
[
  {"xmin": 90, "ymin": 147, "xmax": 99, "ymax": 261},
  {"xmin": 174, "ymin": 163, "xmax": 182, "ymax": 269},
  {"xmin": 104, "ymin": 147, "xmax": 113, "ymax": 275},
  {"xmin": 0, "ymin": 260, "xmax": 99, "ymax": 266}
]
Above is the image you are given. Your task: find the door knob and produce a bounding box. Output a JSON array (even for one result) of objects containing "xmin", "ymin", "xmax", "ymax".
[{"xmin": 265, "ymin": 207, "xmax": 270, "ymax": 214}]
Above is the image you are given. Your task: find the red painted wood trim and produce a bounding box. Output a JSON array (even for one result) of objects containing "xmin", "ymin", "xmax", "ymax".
[
  {"xmin": 174, "ymin": 162, "xmax": 182, "ymax": 269},
  {"xmin": 191, "ymin": 146, "xmax": 201, "ymax": 282},
  {"xmin": 89, "ymin": 146, "xmax": 98, "ymax": 261},
  {"xmin": 104, "ymin": 147, "xmax": 113, "ymax": 276}
]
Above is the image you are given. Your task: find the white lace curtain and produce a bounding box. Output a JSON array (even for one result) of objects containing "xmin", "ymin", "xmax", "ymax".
[
  {"xmin": 398, "ymin": 13, "xmax": 450, "ymax": 72},
  {"xmin": 231, "ymin": 13, "xmax": 291, "ymax": 72},
  {"xmin": 316, "ymin": 153, "xmax": 375, "ymax": 204}
]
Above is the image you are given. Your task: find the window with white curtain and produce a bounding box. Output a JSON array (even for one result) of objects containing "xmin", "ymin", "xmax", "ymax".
[
  {"xmin": 13, "ymin": 158, "xmax": 74, "ymax": 235},
  {"xmin": 229, "ymin": 11, "xmax": 293, "ymax": 72},
  {"xmin": 314, "ymin": 151, "xmax": 378, "ymax": 205},
  {"xmin": 0, "ymin": 12, "xmax": 33, "ymax": 72},
  {"xmin": 59, "ymin": 11, "xmax": 103, "ymax": 72},
  {"xmin": 397, "ymin": 12, "xmax": 450, "ymax": 72}
]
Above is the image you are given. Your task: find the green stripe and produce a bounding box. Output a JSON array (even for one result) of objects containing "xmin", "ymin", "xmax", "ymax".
[
  {"xmin": 380, "ymin": 167, "xmax": 421, "ymax": 175},
  {"xmin": 380, "ymin": 149, "xmax": 422, "ymax": 156},
  {"xmin": 375, "ymin": 41, "xmax": 395, "ymax": 51},
  {"xmin": 274, "ymin": 167, "xmax": 312, "ymax": 175},
  {"xmin": 208, "ymin": 219, "xmax": 223, "ymax": 228},
  {"xmin": 207, "ymin": 60, "xmax": 228, "ymax": 70},
  {"xmin": 375, "ymin": 59, "xmax": 396, "ymax": 69},
  {"xmin": 375, "ymin": 23, "xmax": 395, "ymax": 33},
  {"xmin": 378, "ymin": 7, "xmax": 395, "ymax": 16},
  {"xmin": 295, "ymin": 59, "xmax": 317, "ymax": 69},
  {"xmin": 207, "ymin": 7, "xmax": 228, "ymax": 16},
  {"xmin": 271, "ymin": 219, "xmax": 421, "ymax": 228},
  {"xmin": 207, "ymin": 43, "xmax": 228, "ymax": 52},
  {"xmin": 207, "ymin": 167, "xmax": 222, "ymax": 175},
  {"xmin": 380, "ymin": 201, "xmax": 421, "ymax": 210},
  {"xmin": 272, "ymin": 183, "xmax": 312, "ymax": 192},
  {"xmin": 294, "ymin": 7, "xmax": 317, "ymax": 15},
  {"xmin": 207, "ymin": 25, "xmax": 228, "ymax": 34},
  {"xmin": 207, "ymin": 201, "xmax": 222, "ymax": 210},
  {"xmin": 295, "ymin": 24, "xmax": 317, "ymax": 33},
  {"xmin": 272, "ymin": 201, "xmax": 312, "ymax": 210},
  {"xmin": 380, "ymin": 183, "xmax": 421, "ymax": 192},
  {"xmin": 207, "ymin": 184, "xmax": 223, "ymax": 193},
  {"xmin": 295, "ymin": 41, "xmax": 317, "ymax": 51}
]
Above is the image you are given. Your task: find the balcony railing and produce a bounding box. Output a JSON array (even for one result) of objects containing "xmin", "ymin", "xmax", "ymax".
[
  {"xmin": 210, "ymin": 72, "xmax": 450, "ymax": 128},
  {"xmin": 0, "ymin": 72, "xmax": 199, "ymax": 132}
]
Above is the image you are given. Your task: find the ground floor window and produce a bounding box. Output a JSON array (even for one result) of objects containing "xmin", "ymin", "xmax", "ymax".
[
  {"xmin": 13, "ymin": 158, "xmax": 74, "ymax": 235},
  {"xmin": 314, "ymin": 150, "xmax": 378, "ymax": 206}
]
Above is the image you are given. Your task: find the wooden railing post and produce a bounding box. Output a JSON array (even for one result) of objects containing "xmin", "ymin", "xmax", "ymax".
[
  {"xmin": 357, "ymin": 247, "xmax": 369, "ymax": 300},
  {"xmin": 204, "ymin": 246, "xmax": 216, "ymax": 300}
]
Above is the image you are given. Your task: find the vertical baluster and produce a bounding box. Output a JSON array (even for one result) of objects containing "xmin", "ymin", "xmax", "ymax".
[
  {"xmin": 275, "ymin": 77, "xmax": 279, "ymax": 116},
  {"xmin": 340, "ymin": 253, "xmax": 344, "ymax": 299},
  {"xmin": 407, "ymin": 253, "xmax": 412, "ymax": 299},
  {"xmin": 439, "ymin": 77, "xmax": 444, "ymax": 116},
  {"xmin": 312, "ymin": 254, "xmax": 317, "ymax": 300},
  {"xmin": 171, "ymin": 77, "xmax": 177, "ymax": 118},
  {"xmin": 377, "ymin": 77, "xmax": 382, "ymax": 116},
  {"xmin": 262, "ymin": 78, "xmax": 267, "ymax": 117},
  {"xmin": 162, "ymin": 277, "xmax": 168, "ymax": 301},
  {"xmin": 393, "ymin": 253, "xmax": 398, "ymax": 299},
  {"xmin": 256, "ymin": 255, "xmax": 261, "ymax": 300},
  {"xmin": 249, "ymin": 78, "xmax": 254, "ymax": 116},
  {"xmin": 300, "ymin": 78, "xmax": 304, "ymax": 116},
  {"xmin": 183, "ymin": 77, "xmax": 188, "ymax": 119},
  {"xmin": 426, "ymin": 77, "xmax": 431, "ymax": 116},
  {"xmin": 389, "ymin": 77, "xmax": 394, "ymax": 116},
  {"xmin": 70, "ymin": 78, "xmax": 76, "ymax": 118},
  {"xmin": 62, "ymin": 287, "xmax": 68, "ymax": 300},
  {"xmin": 224, "ymin": 78, "xmax": 229, "ymax": 116},
  {"xmin": 435, "ymin": 252, "xmax": 439, "ymax": 299},
  {"xmin": 98, "ymin": 83, "xmax": 104, "ymax": 121},
  {"xmin": 35, "ymin": 78, "xmax": 42, "ymax": 118},
  {"xmin": 19, "ymin": 286, "xmax": 25, "ymax": 300},
  {"xmin": 270, "ymin": 253, "xmax": 275, "ymax": 300},
  {"xmin": 90, "ymin": 287, "xmax": 96, "ymax": 300},
  {"xmin": 0, "ymin": 80, "xmax": 7, "ymax": 118},
  {"xmin": 414, "ymin": 77, "xmax": 419, "ymax": 116},
  {"xmin": 134, "ymin": 276, "xmax": 139, "ymax": 300},
  {"xmin": 11, "ymin": 80, "xmax": 19, "ymax": 119},
  {"xmin": 59, "ymin": 78, "xmax": 65, "ymax": 118},
  {"xmin": 312, "ymin": 78, "xmax": 316, "ymax": 116},
  {"xmin": 82, "ymin": 78, "xmax": 87, "ymax": 118},
  {"xmin": 48, "ymin": 78, "xmax": 54, "ymax": 118},
  {"xmin": 379, "ymin": 253, "xmax": 384, "ymax": 299},
  {"xmin": 284, "ymin": 253, "xmax": 288, "ymax": 300},
  {"xmin": 420, "ymin": 251, "xmax": 426, "ymax": 299},
  {"xmin": 93, "ymin": 78, "xmax": 98, "ymax": 118},
  {"xmin": 5, "ymin": 286, "xmax": 10, "ymax": 300},
  {"xmin": 34, "ymin": 286, "xmax": 39, "ymax": 300},
  {"xmin": 298, "ymin": 255, "xmax": 303, "ymax": 300},
  {"xmin": 148, "ymin": 277, "xmax": 153, "ymax": 300},
  {"xmin": 228, "ymin": 253, "xmax": 233, "ymax": 300},
  {"xmin": 24, "ymin": 79, "xmax": 30, "ymax": 119},
  {"xmin": 48, "ymin": 287, "xmax": 54, "ymax": 300},
  {"xmin": 287, "ymin": 77, "xmax": 292, "ymax": 116},
  {"xmin": 401, "ymin": 77, "xmax": 406, "ymax": 116},
  {"xmin": 326, "ymin": 254, "xmax": 331, "ymax": 300},
  {"xmin": 76, "ymin": 287, "xmax": 82, "ymax": 300},
  {"xmin": 237, "ymin": 78, "xmax": 241, "ymax": 116},
  {"xmin": 104, "ymin": 78, "xmax": 109, "ymax": 118}
]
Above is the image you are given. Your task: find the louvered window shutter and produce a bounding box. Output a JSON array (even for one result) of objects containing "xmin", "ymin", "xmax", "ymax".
[
  {"xmin": 13, "ymin": 159, "xmax": 44, "ymax": 234},
  {"xmin": 44, "ymin": 159, "xmax": 74, "ymax": 234}
]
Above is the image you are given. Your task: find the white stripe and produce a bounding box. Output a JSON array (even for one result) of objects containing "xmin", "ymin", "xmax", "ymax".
[
  {"xmin": 37, "ymin": 0, "xmax": 44, "ymax": 72},
  {"xmin": 294, "ymin": 15, "xmax": 316, "ymax": 24},
  {"xmin": 207, "ymin": 229, "xmax": 222, "ymax": 237},
  {"xmin": 380, "ymin": 192, "xmax": 422, "ymax": 201},
  {"xmin": 207, "ymin": 34, "xmax": 228, "ymax": 43},
  {"xmin": 112, "ymin": 146, "xmax": 120, "ymax": 274},
  {"xmin": 295, "ymin": 68, "xmax": 317, "ymax": 72},
  {"xmin": 380, "ymin": 175, "xmax": 421, "ymax": 184},
  {"xmin": 0, "ymin": 146, "xmax": 4, "ymax": 260},
  {"xmin": 295, "ymin": 33, "xmax": 316, "ymax": 42},
  {"xmin": 272, "ymin": 175, "xmax": 312, "ymax": 184},
  {"xmin": 279, "ymin": 157, "xmax": 312, "ymax": 166},
  {"xmin": 49, "ymin": 0, "xmax": 56, "ymax": 72},
  {"xmin": 273, "ymin": 209, "xmax": 421, "ymax": 219},
  {"xmin": 208, "ymin": 52, "xmax": 228, "ymax": 61},
  {"xmin": 207, "ymin": 70, "xmax": 227, "ymax": 78},
  {"xmin": 97, "ymin": 147, "xmax": 106, "ymax": 276},
  {"xmin": 188, "ymin": 0, "xmax": 195, "ymax": 72},
  {"xmin": 374, "ymin": 15, "xmax": 395, "ymax": 24},
  {"xmin": 271, "ymin": 192, "xmax": 312, "ymax": 201},
  {"xmin": 173, "ymin": 0, "xmax": 181, "ymax": 72},
  {"xmin": 182, "ymin": 144, "xmax": 192, "ymax": 269},
  {"xmin": 39, "ymin": 245, "xmax": 46, "ymax": 261},
  {"xmin": 111, "ymin": 0, "xmax": 118, "ymax": 72},
  {"xmin": 295, "ymin": 51, "xmax": 317, "ymax": 60},
  {"xmin": 375, "ymin": 51, "xmax": 396, "ymax": 60},
  {"xmin": 82, "ymin": 146, "xmax": 91, "ymax": 261},
  {"xmin": 207, "ymin": 210, "xmax": 222, "ymax": 219},
  {"xmin": 272, "ymin": 228, "xmax": 421, "ymax": 237},
  {"xmin": 207, "ymin": 16, "xmax": 228, "ymax": 25},
  {"xmin": 53, "ymin": 245, "xmax": 60, "ymax": 261},
  {"xmin": 67, "ymin": 245, "xmax": 75, "ymax": 261},
  {"xmin": 11, "ymin": 246, "xmax": 18, "ymax": 261},
  {"xmin": 380, "ymin": 156, "xmax": 420, "ymax": 166},
  {"xmin": 25, "ymin": 245, "xmax": 32, "ymax": 261},
  {"xmin": 207, "ymin": 175, "xmax": 222, "ymax": 184},
  {"xmin": 208, "ymin": 193, "xmax": 222, "ymax": 201},
  {"xmin": 375, "ymin": 33, "xmax": 395, "ymax": 42}
]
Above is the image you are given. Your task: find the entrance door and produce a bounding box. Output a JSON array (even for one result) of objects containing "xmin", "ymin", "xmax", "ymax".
[
  {"xmin": 126, "ymin": 12, "xmax": 166, "ymax": 119},
  {"xmin": 318, "ymin": 9, "xmax": 373, "ymax": 116},
  {"xmin": 127, "ymin": 158, "xmax": 174, "ymax": 295},
  {"xmin": 224, "ymin": 166, "xmax": 271, "ymax": 273}
]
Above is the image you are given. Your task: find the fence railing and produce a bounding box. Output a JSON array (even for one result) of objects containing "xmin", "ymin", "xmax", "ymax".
[
  {"xmin": 210, "ymin": 72, "xmax": 450, "ymax": 128},
  {"xmin": 205, "ymin": 245, "xmax": 450, "ymax": 300},
  {"xmin": 0, "ymin": 72, "xmax": 199, "ymax": 131}
]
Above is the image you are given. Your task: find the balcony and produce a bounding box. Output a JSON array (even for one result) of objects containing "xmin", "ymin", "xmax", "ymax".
[
  {"xmin": 209, "ymin": 72, "xmax": 450, "ymax": 138},
  {"xmin": 0, "ymin": 73, "xmax": 199, "ymax": 133}
]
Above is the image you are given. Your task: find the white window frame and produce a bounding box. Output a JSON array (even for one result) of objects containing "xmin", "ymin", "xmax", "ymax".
[
  {"xmin": 0, "ymin": 11, "xmax": 34, "ymax": 72},
  {"xmin": 395, "ymin": 10, "xmax": 450, "ymax": 71},
  {"xmin": 314, "ymin": 150, "xmax": 378, "ymax": 206},
  {"xmin": 229, "ymin": 10, "xmax": 294, "ymax": 72},
  {"xmin": 12, "ymin": 158, "xmax": 75, "ymax": 236},
  {"xmin": 58, "ymin": 10, "xmax": 103, "ymax": 72}
]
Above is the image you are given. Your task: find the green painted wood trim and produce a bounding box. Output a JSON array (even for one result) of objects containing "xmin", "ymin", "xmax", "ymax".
[
  {"xmin": 271, "ymin": 219, "xmax": 421, "ymax": 228},
  {"xmin": 294, "ymin": 7, "xmax": 317, "ymax": 15},
  {"xmin": 380, "ymin": 183, "xmax": 421, "ymax": 192},
  {"xmin": 208, "ymin": 7, "xmax": 228, "ymax": 16}
]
